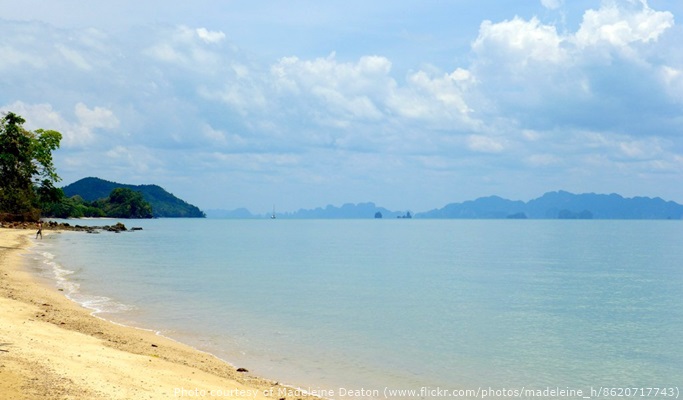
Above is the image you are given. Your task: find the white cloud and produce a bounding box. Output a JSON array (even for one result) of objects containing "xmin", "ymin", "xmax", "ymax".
[
  {"xmin": 104, "ymin": 145, "xmax": 163, "ymax": 175},
  {"xmin": 473, "ymin": 0, "xmax": 675, "ymax": 75},
  {"xmin": 272, "ymin": 53, "xmax": 393, "ymax": 96},
  {"xmin": 399, "ymin": 69, "xmax": 473, "ymax": 116},
  {"xmin": 201, "ymin": 124, "xmax": 228, "ymax": 145},
  {"xmin": 74, "ymin": 103, "xmax": 119, "ymax": 131},
  {"xmin": 470, "ymin": 0, "xmax": 679, "ymax": 141},
  {"xmin": 145, "ymin": 25, "xmax": 230, "ymax": 72},
  {"xmin": 271, "ymin": 54, "xmax": 478, "ymax": 130},
  {"xmin": 2, "ymin": 101, "xmax": 119, "ymax": 148},
  {"xmin": 616, "ymin": 138, "xmax": 665, "ymax": 160},
  {"xmin": 196, "ymin": 28, "xmax": 226, "ymax": 44},
  {"xmin": 146, "ymin": 43, "xmax": 185, "ymax": 64},
  {"xmin": 473, "ymin": 17, "xmax": 566, "ymax": 67},
  {"xmin": 3, "ymin": 101, "xmax": 67, "ymax": 134},
  {"xmin": 575, "ymin": 0, "xmax": 674, "ymax": 50},
  {"xmin": 1, "ymin": 2, "xmax": 682, "ymax": 209},
  {"xmin": 660, "ymin": 65, "xmax": 683, "ymax": 101},
  {"xmin": 55, "ymin": 44, "xmax": 92, "ymax": 70},
  {"xmin": 0, "ymin": 45, "xmax": 45, "ymax": 70},
  {"xmin": 200, "ymin": 124, "xmax": 249, "ymax": 148},
  {"xmin": 209, "ymin": 152, "xmax": 301, "ymax": 172},
  {"xmin": 467, "ymin": 135, "xmax": 504, "ymax": 153},
  {"xmin": 271, "ymin": 54, "xmax": 393, "ymax": 121},
  {"xmin": 541, "ymin": 0, "xmax": 563, "ymax": 10},
  {"xmin": 198, "ymin": 81, "xmax": 268, "ymax": 115}
]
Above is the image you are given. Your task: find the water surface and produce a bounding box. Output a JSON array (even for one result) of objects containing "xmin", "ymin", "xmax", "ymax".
[{"xmin": 30, "ymin": 219, "xmax": 683, "ymax": 396}]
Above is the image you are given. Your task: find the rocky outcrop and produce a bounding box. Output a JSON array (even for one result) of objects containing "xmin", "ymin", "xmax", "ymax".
[{"xmin": 0, "ymin": 221, "xmax": 141, "ymax": 233}]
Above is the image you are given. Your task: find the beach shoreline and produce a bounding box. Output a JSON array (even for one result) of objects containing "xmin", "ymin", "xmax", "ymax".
[{"xmin": 0, "ymin": 227, "xmax": 322, "ymax": 399}]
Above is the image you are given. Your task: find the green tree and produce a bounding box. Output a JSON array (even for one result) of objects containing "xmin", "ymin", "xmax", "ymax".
[
  {"xmin": 0, "ymin": 112, "xmax": 62, "ymax": 221},
  {"xmin": 41, "ymin": 194, "xmax": 107, "ymax": 219},
  {"xmin": 99, "ymin": 188, "xmax": 153, "ymax": 218}
]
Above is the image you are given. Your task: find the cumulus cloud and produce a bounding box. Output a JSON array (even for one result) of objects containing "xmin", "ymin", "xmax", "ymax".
[
  {"xmin": 271, "ymin": 53, "xmax": 478, "ymax": 131},
  {"xmin": 144, "ymin": 25, "xmax": 231, "ymax": 72},
  {"xmin": 196, "ymin": 28, "xmax": 226, "ymax": 44},
  {"xmin": 74, "ymin": 103, "xmax": 119, "ymax": 130},
  {"xmin": 575, "ymin": 1, "xmax": 674, "ymax": 50},
  {"xmin": 470, "ymin": 0, "xmax": 679, "ymax": 139},
  {"xmin": 1, "ymin": 101, "xmax": 119, "ymax": 148},
  {"xmin": 397, "ymin": 69, "xmax": 474, "ymax": 117},
  {"xmin": 271, "ymin": 54, "xmax": 395, "ymax": 126},
  {"xmin": 202, "ymin": 86, "xmax": 267, "ymax": 115},
  {"xmin": 473, "ymin": 16, "xmax": 566, "ymax": 67},
  {"xmin": 272, "ymin": 54, "xmax": 392, "ymax": 100},
  {"xmin": 1, "ymin": 1, "xmax": 682, "ymax": 209},
  {"xmin": 3, "ymin": 102, "xmax": 67, "ymax": 134}
]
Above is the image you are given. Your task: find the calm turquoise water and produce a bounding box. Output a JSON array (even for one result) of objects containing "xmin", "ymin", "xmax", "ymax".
[{"xmin": 29, "ymin": 220, "xmax": 683, "ymax": 397}]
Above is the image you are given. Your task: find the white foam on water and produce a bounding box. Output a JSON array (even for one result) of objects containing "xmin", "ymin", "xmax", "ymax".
[{"xmin": 32, "ymin": 245, "xmax": 136, "ymax": 316}]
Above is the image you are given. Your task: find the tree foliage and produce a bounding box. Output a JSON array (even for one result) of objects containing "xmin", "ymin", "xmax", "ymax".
[
  {"xmin": 62, "ymin": 177, "xmax": 206, "ymax": 218},
  {"xmin": 42, "ymin": 188, "xmax": 154, "ymax": 219},
  {"xmin": 0, "ymin": 112, "xmax": 62, "ymax": 221},
  {"xmin": 96, "ymin": 188, "xmax": 153, "ymax": 218},
  {"xmin": 40, "ymin": 193, "xmax": 106, "ymax": 218}
]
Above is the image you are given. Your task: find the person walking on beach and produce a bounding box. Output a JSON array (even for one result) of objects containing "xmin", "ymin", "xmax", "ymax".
[{"xmin": 36, "ymin": 221, "xmax": 43, "ymax": 239}]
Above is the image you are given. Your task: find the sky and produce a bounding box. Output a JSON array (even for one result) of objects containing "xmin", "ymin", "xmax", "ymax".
[{"xmin": 1, "ymin": 0, "xmax": 682, "ymax": 213}]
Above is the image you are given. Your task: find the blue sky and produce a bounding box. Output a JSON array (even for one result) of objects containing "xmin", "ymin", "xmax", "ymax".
[{"xmin": 2, "ymin": 0, "xmax": 682, "ymax": 213}]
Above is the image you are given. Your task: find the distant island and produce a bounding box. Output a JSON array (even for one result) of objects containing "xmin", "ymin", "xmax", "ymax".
[
  {"xmin": 418, "ymin": 191, "xmax": 683, "ymax": 220},
  {"xmin": 60, "ymin": 177, "xmax": 205, "ymax": 218},
  {"xmin": 208, "ymin": 191, "xmax": 683, "ymax": 220},
  {"xmin": 206, "ymin": 202, "xmax": 413, "ymax": 219},
  {"xmin": 281, "ymin": 202, "xmax": 409, "ymax": 219}
]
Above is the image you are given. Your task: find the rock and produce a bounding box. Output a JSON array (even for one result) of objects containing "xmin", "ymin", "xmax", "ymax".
[
  {"xmin": 9, "ymin": 220, "xmax": 135, "ymax": 234},
  {"xmin": 236, "ymin": 367, "xmax": 248, "ymax": 373},
  {"xmin": 104, "ymin": 222, "xmax": 127, "ymax": 233}
]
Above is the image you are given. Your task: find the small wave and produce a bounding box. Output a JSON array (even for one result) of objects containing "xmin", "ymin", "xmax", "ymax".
[
  {"xmin": 68, "ymin": 293, "xmax": 137, "ymax": 315},
  {"xmin": 35, "ymin": 248, "xmax": 135, "ymax": 316},
  {"xmin": 38, "ymin": 250, "xmax": 80, "ymax": 295}
]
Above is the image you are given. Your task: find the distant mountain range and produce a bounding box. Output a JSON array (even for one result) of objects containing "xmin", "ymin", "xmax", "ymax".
[
  {"xmin": 62, "ymin": 177, "xmax": 205, "ymax": 218},
  {"xmin": 205, "ymin": 208, "xmax": 258, "ymax": 219},
  {"xmin": 205, "ymin": 203, "xmax": 410, "ymax": 219},
  {"xmin": 64, "ymin": 181, "xmax": 681, "ymax": 220},
  {"xmin": 208, "ymin": 191, "xmax": 683, "ymax": 220},
  {"xmin": 282, "ymin": 202, "xmax": 410, "ymax": 219},
  {"xmin": 417, "ymin": 191, "xmax": 683, "ymax": 219}
]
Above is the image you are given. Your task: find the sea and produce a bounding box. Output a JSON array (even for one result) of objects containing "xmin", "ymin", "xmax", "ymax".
[{"xmin": 25, "ymin": 219, "xmax": 683, "ymax": 399}]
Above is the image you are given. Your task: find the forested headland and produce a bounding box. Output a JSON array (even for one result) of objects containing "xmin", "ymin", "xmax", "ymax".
[{"xmin": 0, "ymin": 112, "xmax": 203, "ymax": 221}]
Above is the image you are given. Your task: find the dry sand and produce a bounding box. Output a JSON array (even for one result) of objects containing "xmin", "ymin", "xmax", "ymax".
[{"xmin": 0, "ymin": 228, "xmax": 320, "ymax": 399}]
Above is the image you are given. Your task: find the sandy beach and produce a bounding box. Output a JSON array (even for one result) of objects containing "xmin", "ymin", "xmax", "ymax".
[{"xmin": 0, "ymin": 228, "xmax": 319, "ymax": 400}]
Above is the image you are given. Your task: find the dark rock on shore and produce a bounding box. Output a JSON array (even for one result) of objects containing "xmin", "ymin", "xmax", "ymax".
[
  {"xmin": 105, "ymin": 222, "xmax": 128, "ymax": 233},
  {"xmin": 0, "ymin": 221, "xmax": 142, "ymax": 233}
]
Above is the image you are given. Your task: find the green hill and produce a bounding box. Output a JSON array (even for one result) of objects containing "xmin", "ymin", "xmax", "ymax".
[{"xmin": 62, "ymin": 177, "xmax": 205, "ymax": 218}]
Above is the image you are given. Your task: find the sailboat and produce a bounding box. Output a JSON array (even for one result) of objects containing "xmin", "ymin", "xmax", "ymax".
[{"xmin": 271, "ymin": 205, "xmax": 276, "ymax": 219}]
